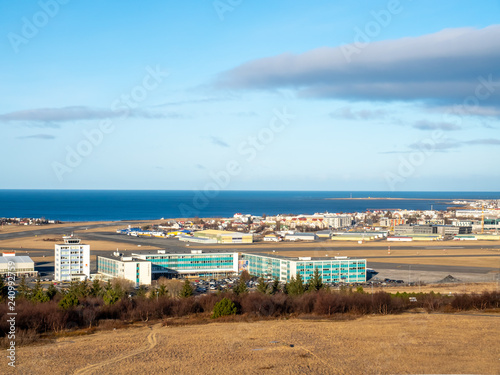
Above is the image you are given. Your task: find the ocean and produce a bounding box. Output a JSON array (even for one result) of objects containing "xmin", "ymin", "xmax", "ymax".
[{"xmin": 0, "ymin": 190, "xmax": 498, "ymax": 222}]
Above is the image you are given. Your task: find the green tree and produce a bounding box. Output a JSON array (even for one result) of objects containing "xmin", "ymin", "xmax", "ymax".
[
  {"xmin": 46, "ymin": 284, "xmax": 58, "ymax": 300},
  {"xmin": 233, "ymin": 278, "xmax": 248, "ymax": 296},
  {"xmin": 58, "ymin": 292, "xmax": 79, "ymax": 309},
  {"xmin": 179, "ymin": 279, "xmax": 193, "ymax": 298},
  {"xmin": 308, "ymin": 268, "xmax": 324, "ymax": 292},
  {"xmin": 75, "ymin": 280, "xmax": 90, "ymax": 297},
  {"xmin": 0, "ymin": 275, "xmax": 7, "ymax": 301},
  {"xmin": 31, "ymin": 278, "xmax": 49, "ymax": 303},
  {"xmin": 212, "ymin": 297, "xmax": 237, "ymax": 318},
  {"xmin": 270, "ymin": 277, "xmax": 280, "ymax": 295},
  {"xmin": 256, "ymin": 278, "xmax": 268, "ymax": 294},
  {"xmin": 90, "ymin": 279, "xmax": 103, "ymax": 297},
  {"xmin": 103, "ymin": 288, "xmax": 120, "ymax": 305},
  {"xmin": 17, "ymin": 275, "xmax": 30, "ymax": 299},
  {"xmin": 288, "ymin": 273, "xmax": 305, "ymax": 296},
  {"xmin": 240, "ymin": 270, "xmax": 251, "ymax": 282}
]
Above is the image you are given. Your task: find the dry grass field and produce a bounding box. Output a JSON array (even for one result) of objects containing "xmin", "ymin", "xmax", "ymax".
[
  {"xmin": 0, "ymin": 234, "xmax": 161, "ymax": 252},
  {"xmin": 3, "ymin": 313, "xmax": 499, "ymax": 375},
  {"xmin": 367, "ymin": 281, "xmax": 499, "ymax": 294},
  {"xmin": 0, "ymin": 221, "xmax": 118, "ymax": 234},
  {"xmin": 232, "ymin": 239, "xmax": 500, "ymax": 250}
]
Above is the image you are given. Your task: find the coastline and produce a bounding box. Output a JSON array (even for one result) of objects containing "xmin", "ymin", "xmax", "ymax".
[{"xmin": 325, "ymin": 197, "xmax": 464, "ymax": 201}]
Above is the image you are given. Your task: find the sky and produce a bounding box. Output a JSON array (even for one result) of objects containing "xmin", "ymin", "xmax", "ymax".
[{"xmin": 1, "ymin": 0, "xmax": 499, "ymax": 191}]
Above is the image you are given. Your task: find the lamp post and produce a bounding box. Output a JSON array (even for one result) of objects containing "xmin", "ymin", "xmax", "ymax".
[{"xmin": 408, "ymin": 265, "xmax": 411, "ymax": 285}]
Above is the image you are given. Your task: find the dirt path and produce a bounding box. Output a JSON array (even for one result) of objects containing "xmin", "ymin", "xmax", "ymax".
[{"xmin": 73, "ymin": 324, "xmax": 161, "ymax": 375}]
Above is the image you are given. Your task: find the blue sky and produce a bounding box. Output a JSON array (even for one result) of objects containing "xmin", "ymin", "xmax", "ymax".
[{"xmin": 1, "ymin": 0, "xmax": 499, "ymax": 191}]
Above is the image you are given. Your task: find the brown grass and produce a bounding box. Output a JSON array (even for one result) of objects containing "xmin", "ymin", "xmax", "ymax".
[
  {"xmin": 367, "ymin": 282, "xmax": 500, "ymax": 294},
  {"xmin": 3, "ymin": 313, "xmax": 499, "ymax": 374},
  {"xmin": 0, "ymin": 221, "xmax": 118, "ymax": 234},
  {"xmin": 0, "ymin": 234, "xmax": 161, "ymax": 252}
]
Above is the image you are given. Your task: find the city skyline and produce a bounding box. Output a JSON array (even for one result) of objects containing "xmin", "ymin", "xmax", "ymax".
[{"xmin": 1, "ymin": 1, "xmax": 499, "ymax": 191}]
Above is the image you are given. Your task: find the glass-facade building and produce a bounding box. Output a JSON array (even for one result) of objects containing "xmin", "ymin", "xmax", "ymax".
[
  {"xmin": 132, "ymin": 250, "xmax": 239, "ymax": 279},
  {"xmin": 241, "ymin": 253, "xmax": 366, "ymax": 283}
]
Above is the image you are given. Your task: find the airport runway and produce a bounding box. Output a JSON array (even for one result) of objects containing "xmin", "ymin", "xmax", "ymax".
[
  {"xmin": 0, "ymin": 222, "xmax": 142, "ymax": 241},
  {"xmin": 76, "ymin": 232, "xmax": 500, "ymax": 251}
]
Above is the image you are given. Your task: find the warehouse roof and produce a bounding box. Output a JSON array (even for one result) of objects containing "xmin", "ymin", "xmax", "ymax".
[{"xmin": 0, "ymin": 256, "xmax": 34, "ymax": 264}]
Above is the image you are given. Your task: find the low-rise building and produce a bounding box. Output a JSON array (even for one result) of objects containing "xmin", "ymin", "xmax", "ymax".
[
  {"xmin": 132, "ymin": 249, "xmax": 239, "ymax": 279},
  {"xmin": 190, "ymin": 229, "xmax": 253, "ymax": 244},
  {"xmin": 0, "ymin": 252, "xmax": 37, "ymax": 277},
  {"xmin": 241, "ymin": 253, "xmax": 366, "ymax": 283},
  {"xmin": 97, "ymin": 255, "xmax": 152, "ymax": 286},
  {"xmin": 284, "ymin": 232, "xmax": 318, "ymax": 241},
  {"xmin": 394, "ymin": 224, "xmax": 472, "ymax": 236}
]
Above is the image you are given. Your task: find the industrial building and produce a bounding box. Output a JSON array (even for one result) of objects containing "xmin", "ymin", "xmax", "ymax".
[
  {"xmin": 394, "ymin": 224, "xmax": 472, "ymax": 236},
  {"xmin": 97, "ymin": 255, "xmax": 152, "ymax": 286},
  {"xmin": 284, "ymin": 232, "xmax": 318, "ymax": 241},
  {"xmin": 185, "ymin": 230, "xmax": 253, "ymax": 244},
  {"xmin": 240, "ymin": 253, "xmax": 366, "ymax": 283},
  {"xmin": 55, "ymin": 237, "xmax": 90, "ymax": 282},
  {"xmin": 0, "ymin": 252, "xmax": 37, "ymax": 277}
]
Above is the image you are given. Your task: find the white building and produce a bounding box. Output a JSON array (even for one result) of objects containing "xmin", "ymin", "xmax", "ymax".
[
  {"xmin": 55, "ymin": 237, "xmax": 90, "ymax": 282},
  {"xmin": 97, "ymin": 255, "xmax": 152, "ymax": 286},
  {"xmin": 284, "ymin": 232, "xmax": 318, "ymax": 241},
  {"xmin": 0, "ymin": 252, "xmax": 37, "ymax": 277},
  {"xmin": 324, "ymin": 215, "xmax": 352, "ymax": 228}
]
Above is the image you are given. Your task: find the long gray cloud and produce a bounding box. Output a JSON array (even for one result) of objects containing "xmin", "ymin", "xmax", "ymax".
[
  {"xmin": 216, "ymin": 26, "xmax": 500, "ymax": 106},
  {"xmin": 17, "ymin": 134, "xmax": 55, "ymax": 140},
  {"xmin": 412, "ymin": 120, "xmax": 461, "ymax": 131},
  {"xmin": 330, "ymin": 107, "xmax": 387, "ymax": 120},
  {"xmin": 409, "ymin": 138, "xmax": 500, "ymax": 151},
  {"xmin": 0, "ymin": 106, "xmax": 182, "ymax": 123}
]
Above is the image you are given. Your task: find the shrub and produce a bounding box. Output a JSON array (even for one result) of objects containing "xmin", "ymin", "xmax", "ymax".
[{"xmin": 212, "ymin": 297, "xmax": 237, "ymax": 319}]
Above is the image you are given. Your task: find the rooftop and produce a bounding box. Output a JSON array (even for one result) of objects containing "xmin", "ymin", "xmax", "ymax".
[
  {"xmin": 0, "ymin": 255, "xmax": 34, "ymax": 264},
  {"xmin": 242, "ymin": 252, "xmax": 365, "ymax": 262}
]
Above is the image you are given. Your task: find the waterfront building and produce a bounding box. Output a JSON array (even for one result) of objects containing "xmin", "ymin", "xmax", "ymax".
[{"xmin": 323, "ymin": 215, "xmax": 353, "ymax": 228}]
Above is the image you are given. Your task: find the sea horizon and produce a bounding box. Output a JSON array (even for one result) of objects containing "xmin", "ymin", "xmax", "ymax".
[{"xmin": 1, "ymin": 190, "xmax": 498, "ymax": 222}]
